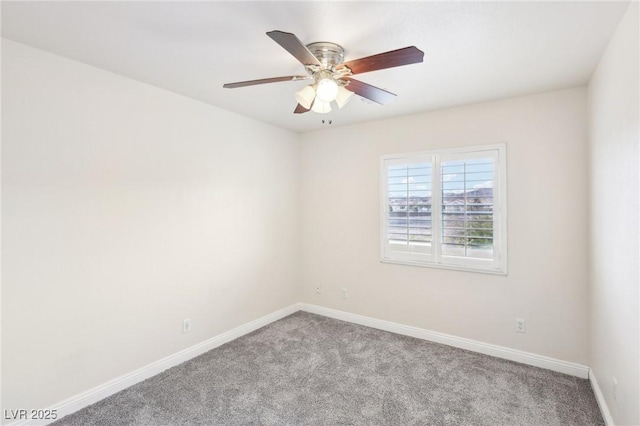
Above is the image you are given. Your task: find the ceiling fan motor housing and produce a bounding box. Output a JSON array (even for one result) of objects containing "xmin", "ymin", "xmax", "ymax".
[
  {"xmin": 306, "ymin": 42, "xmax": 345, "ymax": 69},
  {"xmin": 305, "ymin": 42, "xmax": 351, "ymax": 90}
]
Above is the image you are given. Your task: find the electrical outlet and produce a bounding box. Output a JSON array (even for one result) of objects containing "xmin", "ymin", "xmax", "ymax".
[
  {"xmin": 342, "ymin": 288, "xmax": 348, "ymax": 299},
  {"xmin": 315, "ymin": 286, "xmax": 321, "ymax": 294},
  {"xmin": 182, "ymin": 319, "xmax": 191, "ymax": 334},
  {"xmin": 612, "ymin": 377, "xmax": 618, "ymax": 401},
  {"xmin": 515, "ymin": 318, "xmax": 526, "ymax": 333}
]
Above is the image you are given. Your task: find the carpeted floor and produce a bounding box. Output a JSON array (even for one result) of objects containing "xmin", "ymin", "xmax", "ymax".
[{"xmin": 53, "ymin": 311, "xmax": 603, "ymax": 425}]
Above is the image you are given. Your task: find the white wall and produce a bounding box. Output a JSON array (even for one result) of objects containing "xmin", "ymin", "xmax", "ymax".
[
  {"xmin": 587, "ymin": 3, "xmax": 639, "ymax": 425},
  {"xmin": 1, "ymin": 39, "xmax": 299, "ymax": 412},
  {"xmin": 300, "ymin": 88, "xmax": 590, "ymax": 364}
]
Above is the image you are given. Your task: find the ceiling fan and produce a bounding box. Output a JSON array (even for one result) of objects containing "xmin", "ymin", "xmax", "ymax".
[{"xmin": 223, "ymin": 31, "xmax": 424, "ymax": 115}]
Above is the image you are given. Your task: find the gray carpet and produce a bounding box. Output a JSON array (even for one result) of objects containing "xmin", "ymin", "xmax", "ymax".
[{"xmin": 53, "ymin": 311, "xmax": 603, "ymax": 425}]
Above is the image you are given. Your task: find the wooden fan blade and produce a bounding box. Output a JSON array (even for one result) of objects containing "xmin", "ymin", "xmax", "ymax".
[
  {"xmin": 223, "ymin": 75, "xmax": 309, "ymax": 88},
  {"xmin": 267, "ymin": 31, "xmax": 321, "ymax": 66},
  {"xmin": 294, "ymin": 103, "xmax": 310, "ymax": 114},
  {"xmin": 343, "ymin": 78, "xmax": 396, "ymax": 105},
  {"xmin": 342, "ymin": 46, "xmax": 424, "ymax": 75}
]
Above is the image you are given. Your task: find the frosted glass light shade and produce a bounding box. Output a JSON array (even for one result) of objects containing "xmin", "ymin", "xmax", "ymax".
[
  {"xmin": 335, "ymin": 86, "xmax": 354, "ymax": 109},
  {"xmin": 316, "ymin": 77, "xmax": 339, "ymax": 102},
  {"xmin": 311, "ymin": 100, "xmax": 332, "ymax": 114},
  {"xmin": 295, "ymin": 85, "xmax": 316, "ymax": 109}
]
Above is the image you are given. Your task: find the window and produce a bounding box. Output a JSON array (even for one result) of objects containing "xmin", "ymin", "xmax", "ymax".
[{"xmin": 381, "ymin": 144, "xmax": 507, "ymax": 274}]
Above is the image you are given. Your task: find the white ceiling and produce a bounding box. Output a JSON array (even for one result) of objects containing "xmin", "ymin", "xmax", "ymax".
[{"xmin": 1, "ymin": 1, "xmax": 629, "ymax": 133}]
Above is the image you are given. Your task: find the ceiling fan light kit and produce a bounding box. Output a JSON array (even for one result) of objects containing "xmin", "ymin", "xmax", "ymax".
[{"xmin": 223, "ymin": 31, "xmax": 424, "ymax": 115}]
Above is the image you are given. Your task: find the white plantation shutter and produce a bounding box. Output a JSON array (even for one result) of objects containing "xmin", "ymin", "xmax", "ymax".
[
  {"xmin": 440, "ymin": 156, "xmax": 494, "ymax": 259},
  {"xmin": 381, "ymin": 144, "xmax": 507, "ymax": 274}
]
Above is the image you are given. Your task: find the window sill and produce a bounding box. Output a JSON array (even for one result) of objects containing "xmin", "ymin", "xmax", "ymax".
[{"xmin": 380, "ymin": 258, "xmax": 508, "ymax": 276}]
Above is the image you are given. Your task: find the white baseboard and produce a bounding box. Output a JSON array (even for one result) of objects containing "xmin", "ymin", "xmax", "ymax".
[
  {"xmin": 299, "ymin": 303, "xmax": 590, "ymax": 379},
  {"xmin": 7, "ymin": 303, "xmax": 300, "ymax": 426},
  {"xmin": 589, "ymin": 370, "xmax": 615, "ymax": 425}
]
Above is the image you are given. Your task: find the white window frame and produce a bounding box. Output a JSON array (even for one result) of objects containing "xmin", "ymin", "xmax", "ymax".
[{"xmin": 380, "ymin": 143, "xmax": 508, "ymax": 275}]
